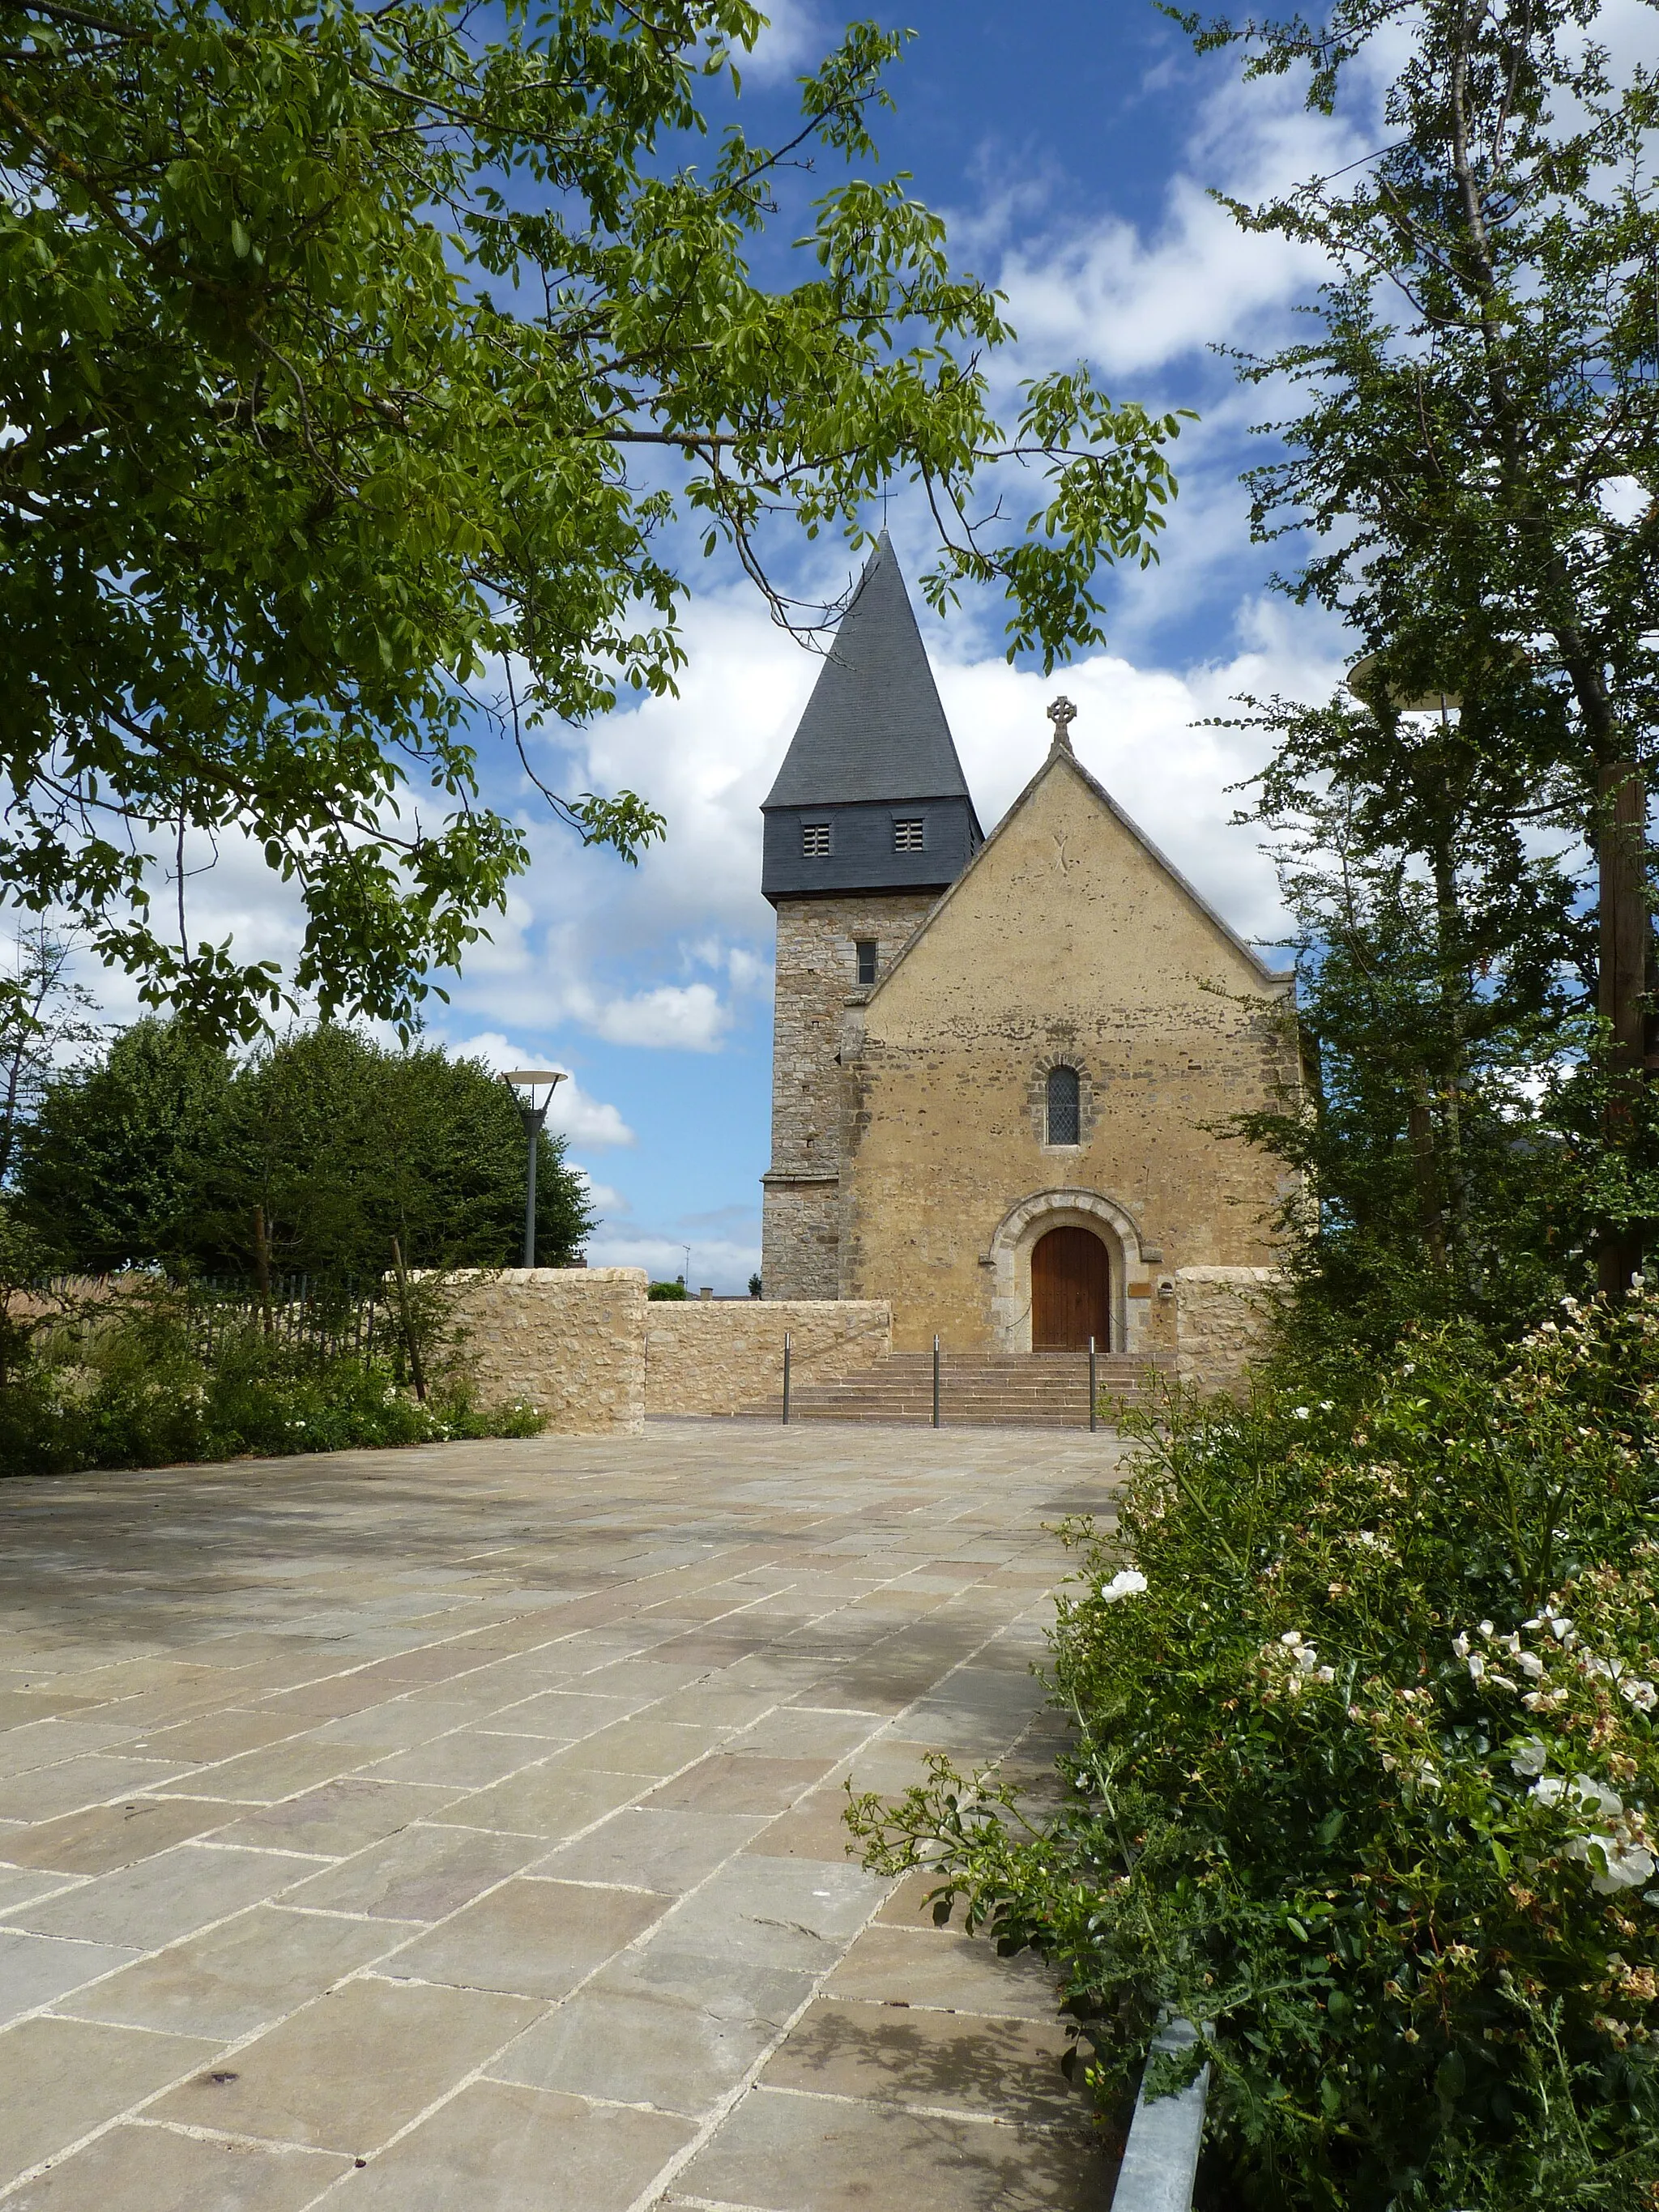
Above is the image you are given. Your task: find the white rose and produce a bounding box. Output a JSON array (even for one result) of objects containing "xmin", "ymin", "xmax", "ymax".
[{"xmin": 1100, "ymin": 1569, "xmax": 1149, "ymax": 1604}]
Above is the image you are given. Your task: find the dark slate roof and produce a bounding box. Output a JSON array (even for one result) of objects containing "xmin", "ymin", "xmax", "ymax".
[{"xmin": 761, "ymin": 533, "xmax": 976, "ymax": 812}]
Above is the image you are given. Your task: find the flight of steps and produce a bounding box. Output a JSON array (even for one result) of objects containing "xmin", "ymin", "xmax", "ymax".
[{"xmin": 734, "ymin": 1349, "xmax": 1166, "ymax": 1429}]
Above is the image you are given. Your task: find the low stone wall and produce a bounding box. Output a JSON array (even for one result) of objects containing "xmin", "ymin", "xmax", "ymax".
[
  {"xmin": 1174, "ymin": 1267, "xmax": 1281, "ymax": 1398},
  {"xmin": 645, "ymin": 1298, "xmax": 890, "ymax": 1417},
  {"xmin": 452, "ymin": 1268, "xmax": 646, "ymax": 1435}
]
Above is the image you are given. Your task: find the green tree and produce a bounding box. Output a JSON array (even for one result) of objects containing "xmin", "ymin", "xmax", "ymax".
[
  {"xmin": 216, "ymin": 1029, "xmax": 593, "ymax": 1277},
  {"xmin": 0, "ymin": 924, "xmax": 102, "ymax": 1186},
  {"xmin": 16, "ymin": 1021, "xmax": 592, "ymax": 1275},
  {"xmin": 1222, "ymin": 683, "xmax": 1588, "ymax": 1349},
  {"xmin": 2, "ymin": 0, "xmax": 1188, "ymax": 1038},
  {"xmin": 1179, "ymin": 0, "xmax": 1659, "ymax": 1289},
  {"xmin": 14, "ymin": 1019, "xmax": 233, "ymax": 1271}
]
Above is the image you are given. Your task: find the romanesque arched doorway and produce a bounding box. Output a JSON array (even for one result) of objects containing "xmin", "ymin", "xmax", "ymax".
[{"xmin": 1030, "ymin": 1225, "xmax": 1111, "ymax": 1350}]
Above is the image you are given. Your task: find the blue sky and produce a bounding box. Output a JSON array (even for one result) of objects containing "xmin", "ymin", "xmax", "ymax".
[{"xmin": 91, "ymin": 0, "xmax": 1402, "ymax": 1288}]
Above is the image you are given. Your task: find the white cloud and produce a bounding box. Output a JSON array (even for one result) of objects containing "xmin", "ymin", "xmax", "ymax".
[
  {"xmin": 933, "ymin": 616, "xmax": 1335, "ymax": 951},
  {"xmin": 587, "ymin": 1228, "xmax": 761, "ymax": 1294},
  {"xmin": 996, "ymin": 175, "xmax": 1324, "ymax": 383},
  {"xmin": 573, "ymin": 1174, "xmax": 629, "ymax": 1219},
  {"xmin": 742, "ymin": 0, "xmax": 823, "ymax": 81},
  {"xmin": 54, "ymin": 569, "xmax": 1331, "ymax": 1062},
  {"xmin": 448, "ymin": 578, "xmax": 1332, "ymax": 1063},
  {"xmin": 561, "ymin": 978, "xmax": 731, "ymax": 1053},
  {"xmin": 545, "ymin": 1081, "xmax": 637, "ymax": 1150},
  {"xmin": 961, "ymin": 65, "xmax": 1367, "ymax": 387},
  {"xmin": 441, "ymin": 1031, "xmax": 637, "ymax": 1148}
]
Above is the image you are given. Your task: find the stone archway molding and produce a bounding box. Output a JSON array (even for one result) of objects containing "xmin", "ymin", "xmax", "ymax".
[
  {"xmin": 987, "ymin": 1187, "xmax": 1155, "ymax": 1356},
  {"xmin": 989, "ymin": 1186, "xmax": 1151, "ymax": 1264}
]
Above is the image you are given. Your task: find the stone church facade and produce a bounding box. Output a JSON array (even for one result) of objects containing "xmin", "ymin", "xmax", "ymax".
[{"xmin": 760, "ymin": 532, "xmax": 1297, "ymax": 1379}]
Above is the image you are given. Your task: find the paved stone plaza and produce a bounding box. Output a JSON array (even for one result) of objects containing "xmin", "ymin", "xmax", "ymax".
[{"xmin": 0, "ymin": 1423, "xmax": 1123, "ymax": 2210}]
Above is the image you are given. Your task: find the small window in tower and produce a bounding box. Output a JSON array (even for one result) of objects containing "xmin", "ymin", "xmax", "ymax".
[
  {"xmin": 893, "ymin": 817, "xmax": 924, "ymax": 852},
  {"xmin": 855, "ymin": 940, "xmax": 877, "ymax": 987},
  {"xmin": 802, "ymin": 821, "xmax": 832, "ymax": 856},
  {"xmin": 1046, "ymin": 1065, "xmax": 1081, "ymax": 1146}
]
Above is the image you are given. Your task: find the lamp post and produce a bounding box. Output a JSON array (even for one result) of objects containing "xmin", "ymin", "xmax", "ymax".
[{"xmin": 499, "ymin": 1071, "xmax": 565, "ymax": 1268}]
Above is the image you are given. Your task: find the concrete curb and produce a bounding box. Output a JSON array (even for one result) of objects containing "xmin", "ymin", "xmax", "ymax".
[{"xmin": 1110, "ymin": 2018, "xmax": 1210, "ymax": 2212}]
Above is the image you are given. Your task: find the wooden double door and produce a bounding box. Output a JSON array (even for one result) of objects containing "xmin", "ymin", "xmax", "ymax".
[{"xmin": 1031, "ymin": 1226, "xmax": 1111, "ymax": 1351}]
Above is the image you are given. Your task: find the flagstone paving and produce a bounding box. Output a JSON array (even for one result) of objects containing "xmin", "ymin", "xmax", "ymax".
[{"xmin": 0, "ymin": 1422, "xmax": 1123, "ymax": 2210}]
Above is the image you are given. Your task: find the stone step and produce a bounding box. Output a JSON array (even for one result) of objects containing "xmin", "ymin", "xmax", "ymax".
[{"xmin": 730, "ymin": 1348, "xmax": 1165, "ymax": 1429}]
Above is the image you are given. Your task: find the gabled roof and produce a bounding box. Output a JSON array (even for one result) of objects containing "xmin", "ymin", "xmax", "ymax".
[
  {"xmin": 762, "ymin": 533, "xmax": 978, "ymax": 815},
  {"xmin": 867, "ymin": 739, "xmax": 1296, "ymax": 996}
]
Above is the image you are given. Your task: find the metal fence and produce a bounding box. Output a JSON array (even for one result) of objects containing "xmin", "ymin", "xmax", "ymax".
[{"xmin": 184, "ymin": 1276, "xmax": 386, "ymax": 1365}]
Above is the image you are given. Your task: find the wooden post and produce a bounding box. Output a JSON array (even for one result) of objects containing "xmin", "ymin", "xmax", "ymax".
[
  {"xmin": 390, "ymin": 1238, "xmax": 427, "ymax": 1404},
  {"xmin": 253, "ymin": 1205, "xmax": 273, "ymax": 1338}
]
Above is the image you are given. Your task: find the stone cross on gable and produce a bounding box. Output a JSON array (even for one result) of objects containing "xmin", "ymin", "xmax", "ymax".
[{"xmin": 1047, "ymin": 696, "xmax": 1077, "ymax": 754}]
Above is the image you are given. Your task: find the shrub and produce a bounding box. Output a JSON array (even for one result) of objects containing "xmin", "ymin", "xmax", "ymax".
[
  {"xmin": 850, "ymin": 1294, "xmax": 1659, "ymax": 2210},
  {"xmin": 647, "ymin": 1280, "xmax": 688, "ymax": 1301},
  {"xmin": 15, "ymin": 1020, "xmax": 595, "ymax": 1277},
  {"xmin": 1, "ymin": 1289, "xmax": 542, "ymax": 1476}
]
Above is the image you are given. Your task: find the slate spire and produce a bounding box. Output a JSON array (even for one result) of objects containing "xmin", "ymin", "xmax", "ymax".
[
  {"xmin": 760, "ymin": 533, "xmax": 982, "ymax": 904},
  {"xmin": 763, "ymin": 531, "xmax": 974, "ymax": 808}
]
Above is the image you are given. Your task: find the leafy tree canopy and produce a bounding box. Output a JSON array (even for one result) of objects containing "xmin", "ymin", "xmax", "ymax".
[
  {"xmin": 15, "ymin": 1021, "xmax": 591, "ymax": 1276},
  {"xmin": 1175, "ymin": 0, "xmax": 1659, "ymax": 1293},
  {"xmin": 1219, "ymin": 688, "xmax": 1590, "ymax": 1349},
  {"xmin": 2, "ymin": 0, "xmax": 1189, "ymax": 1038}
]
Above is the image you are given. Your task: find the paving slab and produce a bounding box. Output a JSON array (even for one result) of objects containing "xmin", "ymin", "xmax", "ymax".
[
  {"xmin": 3, "ymin": 1843, "xmax": 301, "ymax": 1949},
  {"xmin": 2, "ymin": 2125, "xmax": 351, "ymax": 2212},
  {"xmin": 66, "ymin": 1903, "xmax": 407, "ymax": 2039},
  {"xmin": 0, "ymin": 2017, "xmax": 218, "ymax": 2190},
  {"xmin": 0, "ymin": 1929, "xmax": 139, "ymax": 2024},
  {"xmin": 384, "ymin": 1875, "xmax": 670, "ymax": 1999},
  {"xmin": 0, "ymin": 1795, "xmax": 231, "ymax": 1876},
  {"xmin": 149, "ymin": 1975, "xmax": 543, "ymax": 2155},
  {"xmin": 324, "ymin": 2078, "xmax": 693, "ymax": 2211},
  {"xmin": 0, "ymin": 1423, "xmax": 1120, "ymax": 2208},
  {"xmin": 279, "ymin": 1821, "xmax": 544, "ymax": 1921}
]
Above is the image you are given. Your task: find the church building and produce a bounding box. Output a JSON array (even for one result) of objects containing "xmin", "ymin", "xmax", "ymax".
[{"xmin": 759, "ymin": 532, "xmax": 1298, "ymax": 1375}]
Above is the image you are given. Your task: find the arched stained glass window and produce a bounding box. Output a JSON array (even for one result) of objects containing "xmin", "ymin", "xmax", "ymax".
[{"xmin": 1046, "ymin": 1065, "xmax": 1081, "ymax": 1146}]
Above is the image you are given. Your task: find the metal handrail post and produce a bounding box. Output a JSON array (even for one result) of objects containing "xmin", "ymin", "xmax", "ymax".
[
  {"xmin": 932, "ymin": 1334, "xmax": 941, "ymax": 1429},
  {"xmin": 783, "ymin": 1332, "xmax": 792, "ymax": 1425},
  {"xmin": 1089, "ymin": 1336, "xmax": 1098, "ymax": 1434}
]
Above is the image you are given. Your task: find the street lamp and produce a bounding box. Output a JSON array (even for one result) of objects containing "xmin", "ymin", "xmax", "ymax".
[
  {"xmin": 499, "ymin": 1071, "xmax": 565, "ymax": 1268},
  {"xmin": 1347, "ymin": 653, "xmax": 1461, "ymax": 719}
]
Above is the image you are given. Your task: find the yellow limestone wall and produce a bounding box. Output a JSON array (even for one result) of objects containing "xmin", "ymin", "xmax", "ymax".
[
  {"xmin": 644, "ymin": 1299, "xmax": 890, "ymax": 1416},
  {"xmin": 449, "ymin": 1272, "xmax": 893, "ymax": 1430},
  {"xmin": 1174, "ymin": 1267, "xmax": 1279, "ymax": 1396},
  {"xmin": 451, "ymin": 1268, "xmax": 647, "ymax": 1435},
  {"xmin": 838, "ymin": 752, "xmax": 1298, "ymax": 1356}
]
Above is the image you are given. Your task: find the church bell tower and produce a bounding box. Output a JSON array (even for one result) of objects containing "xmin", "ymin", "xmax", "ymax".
[{"xmin": 759, "ymin": 532, "xmax": 982, "ymax": 1299}]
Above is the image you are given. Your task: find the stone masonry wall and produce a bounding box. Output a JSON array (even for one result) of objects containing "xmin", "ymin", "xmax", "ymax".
[
  {"xmin": 841, "ymin": 760, "xmax": 1299, "ymax": 1353},
  {"xmin": 451, "ymin": 1268, "xmax": 646, "ymax": 1435},
  {"xmin": 645, "ymin": 1299, "xmax": 891, "ymax": 1416},
  {"xmin": 762, "ymin": 890, "xmax": 938, "ymax": 1300},
  {"xmin": 1174, "ymin": 1267, "xmax": 1280, "ymax": 1397}
]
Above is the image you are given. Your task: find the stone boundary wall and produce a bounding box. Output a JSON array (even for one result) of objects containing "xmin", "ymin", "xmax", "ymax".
[
  {"xmin": 646, "ymin": 1299, "xmax": 890, "ymax": 1417},
  {"xmin": 1174, "ymin": 1266, "xmax": 1281, "ymax": 1398},
  {"xmin": 451, "ymin": 1268, "xmax": 646, "ymax": 1435}
]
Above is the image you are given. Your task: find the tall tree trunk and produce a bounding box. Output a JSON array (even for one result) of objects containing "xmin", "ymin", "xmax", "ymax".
[
  {"xmin": 1408, "ymin": 1080, "xmax": 1449, "ymax": 1272},
  {"xmin": 1597, "ymin": 755, "xmax": 1652, "ymax": 1295},
  {"xmin": 1429, "ymin": 820, "xmax": 1470, "ymax": 1272}
]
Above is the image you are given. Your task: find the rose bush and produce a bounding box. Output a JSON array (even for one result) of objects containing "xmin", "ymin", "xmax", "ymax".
[{"xmin": 849, "ymin": 1292, "xmax": 1659, "ymax": 2210}]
